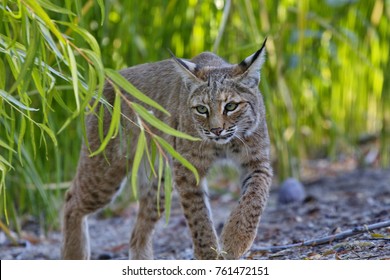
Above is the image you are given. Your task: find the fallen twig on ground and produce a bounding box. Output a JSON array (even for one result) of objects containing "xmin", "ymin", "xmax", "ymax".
[
  {"xmin": 0, "ymin": 219, "xmax": 18, "ymax": 245},
  {"xmin": 249, "ymin": 220, "xmax": 390, "ymax": 255}
]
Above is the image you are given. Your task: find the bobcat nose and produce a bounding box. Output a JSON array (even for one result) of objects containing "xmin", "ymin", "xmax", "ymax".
[{"xmin": 210, "ymin": 127, "xmax": 223, "ymax": 136}]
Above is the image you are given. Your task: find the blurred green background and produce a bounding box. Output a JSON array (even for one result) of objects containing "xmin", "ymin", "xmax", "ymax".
[{"xmin": 1, "ymin": 0, "xmax": 389, "ymax": 233}]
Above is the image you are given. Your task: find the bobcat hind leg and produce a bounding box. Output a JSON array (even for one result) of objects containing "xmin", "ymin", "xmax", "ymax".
[{"xmin": 61, "ymin": 147, "xmax": 127, "ymax": 259}]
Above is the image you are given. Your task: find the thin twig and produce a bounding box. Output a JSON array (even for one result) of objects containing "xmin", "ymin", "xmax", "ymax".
[
  {"xmin": 249, "ymin": 220, "xmax": 390, "ymax": 255},
  {"xmin": 0, "ymin": 219, "xmax": 18, "ymax": 245}
]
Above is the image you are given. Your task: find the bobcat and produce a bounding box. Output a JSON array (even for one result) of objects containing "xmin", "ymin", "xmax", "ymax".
[{"xmin": 61, "ymin": 39, "xmax": 272, "ymax": 260}]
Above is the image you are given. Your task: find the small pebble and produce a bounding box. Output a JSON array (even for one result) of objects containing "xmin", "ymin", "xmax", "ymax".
[{"xmin": 278, "ymin": 178, "xmax": 306, "ymax": 205}]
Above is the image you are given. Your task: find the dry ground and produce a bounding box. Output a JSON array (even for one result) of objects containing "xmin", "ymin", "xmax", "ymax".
[{"xmin": 1, "ymin": 168, "xmax": 389, "ymax": 260}]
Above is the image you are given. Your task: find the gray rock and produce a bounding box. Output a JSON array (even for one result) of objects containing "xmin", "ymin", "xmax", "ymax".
[{"xmin": 278, "ymin": 178, "xmax": 306, "ymax": 204}]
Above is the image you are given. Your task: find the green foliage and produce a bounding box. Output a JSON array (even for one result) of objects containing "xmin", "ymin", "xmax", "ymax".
[
  {"xmin": 0, "ymin": 0, "xmax": 389, "ymax": 232},
  {"xmin": 259, "ymin": 0, "xmax": 390, "ymax": 177},
  {"xmin": 0, "ymin": 0, "xmax": 199, "ymax": 232}
]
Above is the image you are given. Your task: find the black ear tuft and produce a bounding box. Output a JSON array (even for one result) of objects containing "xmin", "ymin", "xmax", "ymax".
[
  {"xmin": 238, "ymin": 37, "xmax": 267, "ymax": 70},
  {"xmin": 235, "ymin": 38, "xmax": 267, "ymax": 87}
]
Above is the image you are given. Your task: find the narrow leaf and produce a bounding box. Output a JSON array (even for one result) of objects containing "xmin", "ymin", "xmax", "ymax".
[
  {"xmin": 57, "ymin": 22, "xmax": 101, "ymax": 57},
  {"xmin": 90, "ymin": 90, "xmax": 121, "ymax": 156},
  {"xmin": 131, "ymin": 130, "xmax": 146, "ymax": 200},
  {"xmin": 156, "ymin": 152, "xmax": 163, "ymax": 217},
  {"xmin": 17, "ymin": 115, "xmax": 26, "ymax": 164},
  {"xmin": 143, "ymin": 137, "xmax": 156, "ymax": 178},
  {"xmin": 37, "ymin": 0, "xmax": 76, "ymax": 15},
  {"xmin": 82, "ymin": 49, "xmax": 105, "ymax": 112},
  {"xmin": 164, "ymin": 162, "xmax": 173, "ymax": 224},
  {"xmin": 150, "ymin": 139, "xmax": 158, "ymax": 171},
  {"xmin": 0, "ymin": 58, "xmax": 5, "ymax": 89},
  {"xmin": 8, "ymin": 21, "xmax": 39, "ymax": 94},
  {"xmin": 105, "ymin": 68, "xmax": 170, "ymax": 115},
  {"xmin": 155, "ymin": 136, "xmax": 199, "ymax": 185},
  {"xmin": 60, "ymin": 63, "xmax": 99, "ymax": 135},
  {"xmin": 96, "ymin": 0, "xmax": 105, "ymax": 25},
  {"xmin": 0, "ymin": 90, "xmax": 39, "ymax": 112},
  {"xmin": 38, "ymin": 123, "xmax": 58, "ymax": 146},
  {"xmin": 24, "ymin": 0, "xmax": 66, "ymax": 44},
  {"xmin": 0, "ymin": 139, "xmax": 16, "ymax": 153},
  {"xmin": 66, "ymin": 43, "xmax": 80, "ymax": 112},
  {"xmin": 37, "ymin": 21, "xmax": 64, "ymax": 61},
  {"xmin": 132, "ymin": 102, "xmax": 200, "ymax": 141},
  {"xmin": 0, "ymin": 155, "xmax": 13, "ymax": 169}
]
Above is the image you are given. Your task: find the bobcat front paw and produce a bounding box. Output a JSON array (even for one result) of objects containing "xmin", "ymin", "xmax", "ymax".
[{"xmin": 220, "ymin": 216, "xmax": 258, "ymax": 259}]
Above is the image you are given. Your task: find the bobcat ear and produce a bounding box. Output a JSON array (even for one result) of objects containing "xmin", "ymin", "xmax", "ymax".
[
  {"xmin": 235, "ymin": 38, "xmax": 267, "ymax": 88},
  {"xmin": 168, "ymin": 50, "xmax": 202, "ymax": 85}
]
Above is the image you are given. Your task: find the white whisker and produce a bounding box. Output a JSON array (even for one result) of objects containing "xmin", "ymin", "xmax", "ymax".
[
  {"xmin": 234, "ymin": 134, "xmax": 250, "ymax": 158},
  {"xmin": 198, "ymin": 139, "xmax": 209, "ymax": 156}
]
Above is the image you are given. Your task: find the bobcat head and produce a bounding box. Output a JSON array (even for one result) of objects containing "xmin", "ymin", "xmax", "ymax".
[{"xmin": 171, "ymin": 39, "xmax": 267, "ymax": 144}]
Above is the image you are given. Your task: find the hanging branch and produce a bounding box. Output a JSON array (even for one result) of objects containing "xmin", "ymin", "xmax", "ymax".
[{"xmin": 248, "ymin": 220, "xmax": 390, "ymax": 255}]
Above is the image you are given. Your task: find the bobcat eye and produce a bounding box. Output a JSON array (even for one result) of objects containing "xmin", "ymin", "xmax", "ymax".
[
  {"xmin": 225, "ymin": 102, "xmax": 238, "ymax": 112},
  {"xmin": 196, "ymin": 105, "xmax": 208, "ymax": 114}
]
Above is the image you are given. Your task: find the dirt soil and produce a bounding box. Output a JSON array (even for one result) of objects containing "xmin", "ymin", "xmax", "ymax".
[{"xmin": 1, "ymin": 168, "xmax": 389, "ymax": 260}]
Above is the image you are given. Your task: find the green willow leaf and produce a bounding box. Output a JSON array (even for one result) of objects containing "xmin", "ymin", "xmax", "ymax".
[
  {"xmin": 143, "ymin": 137, "xmax": 156, "ymax": 178},
  {"xmin": 17, "ymin": 114, "xmax": 26, "ymax": 164},
  {"xmin": 24, "ymin": 0, "xmax": 66, "ymax": 44},
  {"xmin": 0, "ymin": 90, "xmax": 39, "ymax": 112},
  {"xmin": 8, "ymin": 110, "xmax": 16, "ymax": 164},
  {"xmin": 0, "ymin": 139, "xmax": 16, "ymax": 153},
  {"xmin": 0, "ymin": 156, "xmax": 10, "ymax": 171},
  {"xmin": 38, "ymin": 123, "xmax": 58, "ymax": 147},
  {"xmin": 150, "ymin": 139, "xmax": 158, "ymax": 176},
  {"xmin": 57, "ymin": 22, "xmax": 101, "ymax": 57},
  {"xmin": 37, "ymin": 21, "xmax": 64, "ymax": 61},
  {"xmin": 51, "ymin": 86, "xmax": 73, "ymax": 113},
  {"xmin": 156, "ymin": 152, "xmax": 163, "ymax": 217},
  {"xmin": 164, "ymin": 162, "xmax": 173, "ymax": 224},
  {"xmin": 66, "ymin": 43, "xmax": 80, "ymax": 112},
  {"xmin": 154, "ymin": 135, "xmax": 199, "ymax": 185},
  {"xmin": 131, "ymin": 129, "xmax": 146, "ymax": 200},
  {"xmin": 131, "ymin": 102, "xmax": 200, "ymax": 141},
  {"xmin": 0, "ymin": 159, "xmax": 9, "ymax": 223},
  {"xmin": 96, "ymin": 0, "xmax": 105, "ymax": 25},
  {"xmin": 3, "ymin": 0, "xmax": 22, "ymax": 19},
  {"xmin": 89, "ymin": 89, "xmax": 121, "ymax": 156},
  {"xmin": 97, "ymin": 104, "xmax": 105, "ymax": 144},
  {"xmin": 104, "ymin": 68, "xmax": 170, "ymax": 115},
  {"xmin": 82, "ymin": 49, "xmax": 105, "ymax": 112},
  {"xmin": 0, "ymin": 159, "xmax": 8, "ymax": 179},
  {"xmin": 8, "ymin": 21, "xmax": 39, "ymax": 94},
  {"xmin": 85, "ymin": 64, "xmax": 98, "ymax": 106},
  {"xmin": 0, "ymin": 58, "xmax": 5, "ymax": 89},
  {"xmin": 37, "ymin": 0, "xmax": 76, "ymax": 16},
  {"xmin": 58, "ymin": 63, "xmax": 98, "ymax": 135},
  {"xmin": 31, "ymin": 68, "xmax": 47, "ymax": 99}
]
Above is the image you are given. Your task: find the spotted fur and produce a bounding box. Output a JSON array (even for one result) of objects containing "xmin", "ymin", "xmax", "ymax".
[{"xmin": 61, "ymin": 39, "xmax": 272, "ymax": 260}]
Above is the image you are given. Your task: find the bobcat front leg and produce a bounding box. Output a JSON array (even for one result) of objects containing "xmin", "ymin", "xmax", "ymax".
[
  {"xmin": 220, "ymin": 164, "xmax": 272, "ymax": 259},
  {"xmin": 174, "ymin": 164, "xmax": 221, "ymax": 260},
  {"xmin": 129, "ymin": 176, "xmax": 165, "ymax": 260}
]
